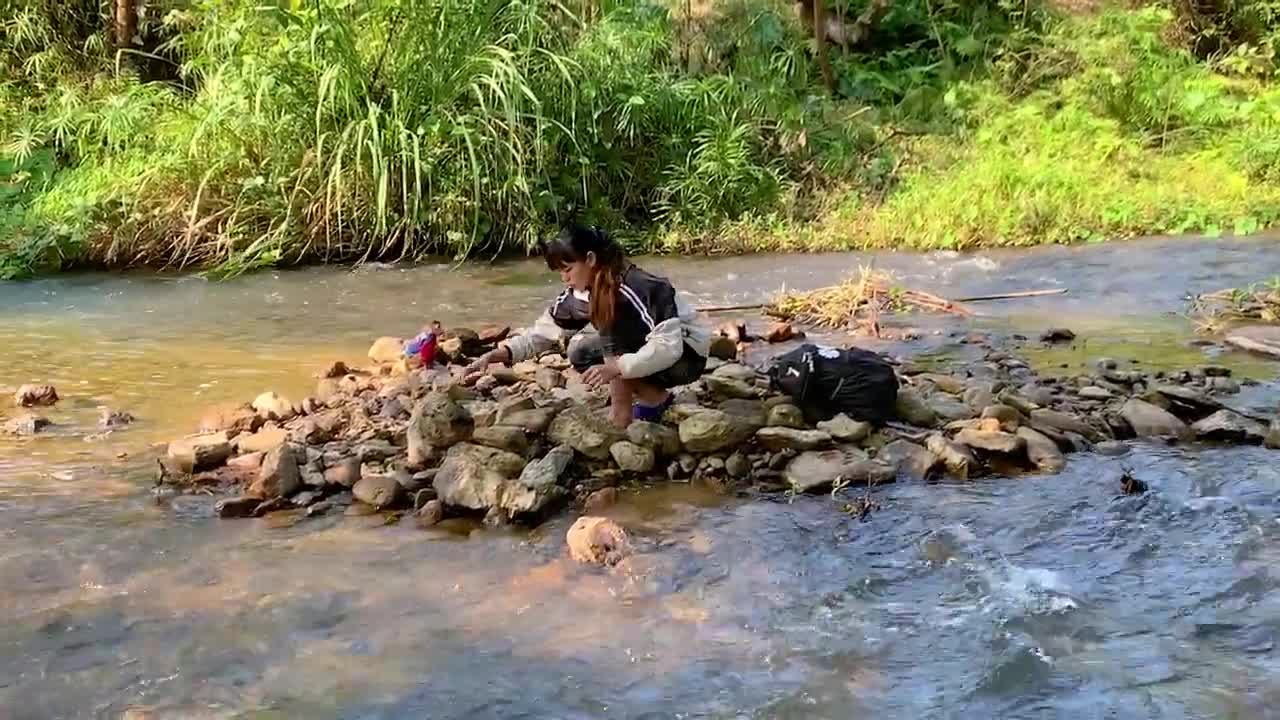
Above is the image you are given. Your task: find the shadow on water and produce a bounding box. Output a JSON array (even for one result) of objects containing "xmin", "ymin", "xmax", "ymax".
[{"xmin": 1, "ymin": 234, "xmax": 1279, "ymax": 718}]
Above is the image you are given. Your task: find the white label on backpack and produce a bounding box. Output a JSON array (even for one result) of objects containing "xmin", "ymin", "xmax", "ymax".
[{"xmin": 816, "ymin": 346, "xmax": 840, "ymax": 359}]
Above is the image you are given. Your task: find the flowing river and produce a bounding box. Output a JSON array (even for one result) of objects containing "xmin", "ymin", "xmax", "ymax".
[{"xmin": 2, "ymin": 235, "xmax": 1279, "ymax": 719}]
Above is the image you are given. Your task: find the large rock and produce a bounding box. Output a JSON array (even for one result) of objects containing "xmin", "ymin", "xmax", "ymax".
[
  {"xmin": 981, "ymin": 405, "xmax": 1026, "ymax": 432},
  {"xmin": 678, "ymin": 410, "xmax": 756, "ymax": 454},
  {"xmin": 2, "ymin": 414, "xmax": 50, "ymax": 436},
  {"xmin": 167, "ymin": 432, "xmax": 233, "ymax": 472},
  {"xmin": 1151, "ymin": 385, "xmax": 1222, "ymax": 421},
  {"xmin": 816, "ymin": 413, "xmax": 873, "ymax": 443},
  {"xmin": 472, "ymin": 425, "xmax": 529, "ymax": 454},
  {"xmin": 626, "ymin": 421, "xmax": 682, "ymax": 457},
  {"xmin": 766, "ymin": 403, "xmax": 807, "ymax": 429},
  {"xmin": 925, "ymin": 434, "xmax": 978, "ymax": 479},
  {"xmin": 249, "ymin": 445, "xmax": 301, "ymax": 499},
  {"xmin": 14, "ymin": 384, "xmax": 58, "ymax": 407},
  {"xmin": 1016, "ymin": 427, "xmax": 1065, "ymax": 473},
  {"xmin": 566, "ymin": 516, "xmax": 631, "ymax": 566},
  {"xmin": 233, "ymin": 428, "xmax": 287, "ymax": 455},
  {"xmin": 895, "ymin": 387, "xmax": 938, "ymax": 427},
  {"xmin": 498, "ymin": 407, "xmax": 560, "ymax": 434},
  {"xmin": 1120, "ymin": 399, "xmax": 1191, "ymax": 440},
  {"xmin": 1190, "ymin": 409, "xmax": 1269, "ymax": 444},
  {"xmin": 877, "ymin": 439, "xmax": 940, "ymax": 480},
  {"xmin": 716, "ymin": 399, "xmax": 767, "ymax": 426},
  {"xmin": 368, "ymin": 336, "xmax": 405, "ymax": 364},
  {"xmin": 785, "ymin": 448, "xmax": 895, "ymax": 492},
  {"xmin": 755, "ymin": 427, "xmax": 833, "ymax": 452},
  {"xmin": 712, "ymin": 363, "xmax": 758, "ymax": 384},
  {"xmin": 252, "ymin": 391, "xmax": 296, "ymax": 422},
  {"xmin": 198, "ymin": 402, "xmax": 263, "ymax": 436},
  {"xmin": 610, "ymin": 441, "xmax": 655, "ymax": 473},
  {"xmin": 708, "ymin": 336, "xmax": 738, "ymax": 361},
  {"xmin": 407, "ymin": 391, "xmax": 474, "ymax": 465},
  {"xmin": 434, "ymin": 443, "xmax": 527, "ymax": 498},
  {"xmin": 1224, "ymin": 325, "xmax": 1280, "ymax": 359},
  {"xmin": 504, "ymin": 445, "xmax": 575, "ymax": 516},
  {"xmin": 323, "ymin": 456, "xmax": 361, "ymax": 488},
  {"xmin": 547, "ymin": 406, "xmax": 624, "ymax": 460},
  {"xmin": 1029, "ymin": 408, "xmax": 1098, "ymax": 441},
  {"xmin": 1266, "ymin": 420, "xmax": 1280, "ymax": 450},
  {"xmin": 955, "ymin": 428, "xmax": 1026, "ymax": 455},
  {"xmin": 705, "ymin": 375, "xmax": 760, "ymax": 400},
  {"xmin": 931, "ymin": 397, "xmax": 976, "ymax": 423},
  {"xmin": 352, "ymin": 474, "xmax": 405, "ymax": 509}
]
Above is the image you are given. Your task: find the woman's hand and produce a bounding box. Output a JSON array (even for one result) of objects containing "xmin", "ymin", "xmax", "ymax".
[
  {"xmin": 463, "ymin": 348, "xmax": 507, "ymax": 383},
  {"xmin": 583, "ymin": 358, "xmax": 622, "ymax": 388}
]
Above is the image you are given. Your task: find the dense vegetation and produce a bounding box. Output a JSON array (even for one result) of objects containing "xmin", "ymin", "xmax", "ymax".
[{"xmin": 1, "ymin": 0, "xmax": 1278, "ymax": 276}]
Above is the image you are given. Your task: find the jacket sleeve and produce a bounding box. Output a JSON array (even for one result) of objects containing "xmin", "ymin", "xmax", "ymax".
[
  {"xmin": 501, "ymin": 309, "xmax": 563, "ymax": 363},
  {"xmin": 616, "ymin": 318, "xmax": 684, "ymax": 379},
  {"xmin": 614, "ymin": 281, "xmax": 684, "ymax": 379}
]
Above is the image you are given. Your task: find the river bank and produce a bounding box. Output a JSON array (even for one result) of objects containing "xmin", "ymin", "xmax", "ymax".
[{"xmin": 3, "ymin": 239, "xmax": 1280, "ymax": 718}]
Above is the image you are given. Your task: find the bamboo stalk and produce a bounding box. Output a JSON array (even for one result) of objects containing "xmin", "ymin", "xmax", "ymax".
[{"xmin": 698, "ymin": 287, "xmax": 1067, "ymax": 313}]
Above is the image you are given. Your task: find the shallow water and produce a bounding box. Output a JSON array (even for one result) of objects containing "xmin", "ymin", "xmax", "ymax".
[{"xmin": 2, "ymin": 235, "xmax": 1279, "ymax": 719}]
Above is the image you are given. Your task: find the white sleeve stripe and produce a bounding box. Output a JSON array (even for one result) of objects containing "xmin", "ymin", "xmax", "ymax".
[
  {"xmin": 619, "ymin": 284, "xmax": 656, "ymax": 330},
  {"xmin": 549, "ymin": 289, "xmax": 570, "ymax": 316}
]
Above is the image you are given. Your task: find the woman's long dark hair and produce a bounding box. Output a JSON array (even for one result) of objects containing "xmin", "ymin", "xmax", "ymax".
[{"xmin": 541, "ymin": 224, "xmax": 626, "ymax": 329}]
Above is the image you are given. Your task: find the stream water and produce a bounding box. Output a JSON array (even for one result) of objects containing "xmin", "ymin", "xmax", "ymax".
[{"xmin": 2, "ymin": 235, "xmax": 1279, "ymax": 719}]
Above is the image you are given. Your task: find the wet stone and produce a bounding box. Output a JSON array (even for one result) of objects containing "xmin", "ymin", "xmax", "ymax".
[
  {"xmin": 817, "ymin": 413, "xmax": 872, "ymax": 443},
  {"xmin": 215, "ymin": 496, "xmax": 260, "ymax": 519}
]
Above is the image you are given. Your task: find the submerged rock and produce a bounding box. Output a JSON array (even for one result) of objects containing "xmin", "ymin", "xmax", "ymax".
[
  {"xmin": 2, "ymin": 414, "xmax": 51, "ymax": 436},
  {"xmin": 584, "ymin": 487, "xmax": 619, "ymax": 512},
  {"xmin": 785, "ymin": 448, "xmax": 895, "ymax": 492},
  {"xmin": 566, "ymin": 516, "xmax": 631, "ymax": 566},
  {"xmin": 877, "ymin": 439, "xmax": 940, "ymax": 480},
  {"xmin": 1224, "ymin": 325, "xmax": 1280, "ymax": 359},
  {"xmin": 1265, "ymin": 420, "xmax": 1280, "ymax": 450},
  {"xmin": 1039, "ymin": 327, "xmax": 1075, "ymax": 343},
  {"xmin": 414, "ymin": 499, "xmax": 445, "ymax": 527},
  {"xmin": 14, "ymin": 384, "xmax": 58, "ymax": 407},
  {"xmin": 215, "ymin": 496, "xmax": 261, "ymax": 519},
  {"xmin": 98, "ymin": 408, "xmax": 134, "ymax": 429}
]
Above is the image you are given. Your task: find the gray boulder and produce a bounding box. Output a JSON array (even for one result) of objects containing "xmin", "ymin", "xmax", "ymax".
[
  {"xmin": 1190, "ymin": 409, "xmax": 1269, "ymax": 444},
  {"xmin": 610, "ymin": 441, "xmax": 655, "ymax": 473},
  {"xmin": 1016, "ymin": 427, "xmax": 1065, "ymax": 473},
  {"xmin": 547, "ymin": 406, "xmax": 624, "ymax": 460},
  {"xmin": 1121, "ymin": 399, "xmax": 1191, "ymax": 440},
  {"xmin": 785, "ymin": 448, "xmax": 895, "ymax": 493},
  {"xmin": 755, "ymin": 427, "xmax": 833, "ymax": 452},
  {"xmin": 817, "ymin": 413, "xmax": 872, "ymax": 443},
  {"xmin": 678, "ymin": 409, "xmax": 757, "ymax": 453},
  {"xmin": 626, "ymin": 421, "xmax": 682, "ymax": 457},
  {"xmin": 895, "ymin": 387, "xmax": 938, "ymax": 427}
]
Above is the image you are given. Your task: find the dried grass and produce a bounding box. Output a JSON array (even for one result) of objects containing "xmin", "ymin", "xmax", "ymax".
[
  {"xmin": 1190, "ymin": 277, "xmax": 1280, "ymax": 333},
  {"xmin": 765, "ymin": 266, "xmax": 971, "ymax": 335}
]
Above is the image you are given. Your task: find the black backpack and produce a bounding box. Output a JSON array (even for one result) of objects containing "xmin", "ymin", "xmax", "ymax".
[{"xmin": 767, "ymin": 344, "xmax": 899, "ymax": 424}]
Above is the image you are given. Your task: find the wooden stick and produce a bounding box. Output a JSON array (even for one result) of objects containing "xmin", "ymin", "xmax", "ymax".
[{"xmin": 698, "ymin": 287, "xmax": 1067, "ymax": 313}]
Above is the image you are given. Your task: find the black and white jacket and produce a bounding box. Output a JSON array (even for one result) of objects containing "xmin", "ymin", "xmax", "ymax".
[{"xmin": 502, "ymin": 265, "xmax": 711, "ymax": 379}]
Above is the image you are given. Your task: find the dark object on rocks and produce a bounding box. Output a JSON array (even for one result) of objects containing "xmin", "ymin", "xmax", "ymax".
[
  {"xmin": 767, "ymin": 344, "xmax": 898, "ymax": 424},
  {"xmin": 215, "ymin": 496, "xmax": 260, "ymax": 518},
  {"xmin": 1039, "ymin": 328, "xmax": 1076, "ymax": 343},
  {"xmin": 566, "ymin": 516, "xmax": 631, "ymax": 566},
  {"xmin": 14, "ymin": 384, "xmax": 58, "ymax": 407},
  {"xmin": 1120, "ymin": 468, "xmax": 1148, "ymax": 495}
]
